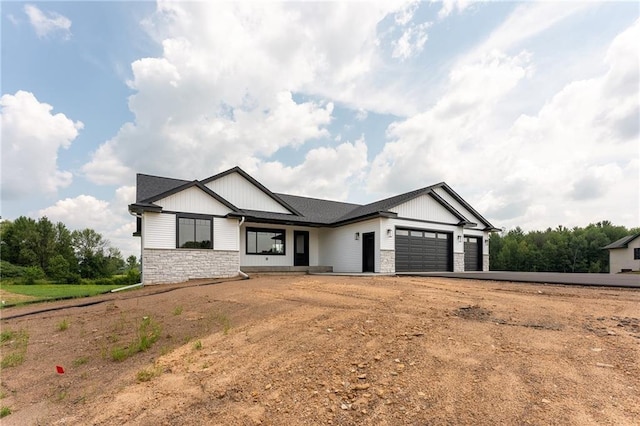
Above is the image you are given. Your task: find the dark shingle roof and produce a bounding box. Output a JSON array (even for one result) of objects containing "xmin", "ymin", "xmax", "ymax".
[
  {"xmin": 136, "ymin": 174, "xmax": 190, "ymax": 203},
  {"xmin": 130, "ymin": 167, "xmax": 497, "ymax": 230},
  {"xmin": 275, "ymin": 194, "xmax": 361, "ymax": 224},
  {"xmin": 603, "ymin": 234, "xmax": 640, "ymax": 249}
]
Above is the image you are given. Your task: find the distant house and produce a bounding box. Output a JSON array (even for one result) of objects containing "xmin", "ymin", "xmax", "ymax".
[
  {"xmin": 603, "ymin": 234, "xmax": 640, "ymax": 274},
  {"xmin": 128, "ymin": 166, "xmax": 498, "ymax": 284}
]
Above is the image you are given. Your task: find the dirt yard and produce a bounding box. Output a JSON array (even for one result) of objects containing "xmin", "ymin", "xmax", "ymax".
[{"xmin": 1, "ymin": 275, "xmax": 639, "ymax": 425}]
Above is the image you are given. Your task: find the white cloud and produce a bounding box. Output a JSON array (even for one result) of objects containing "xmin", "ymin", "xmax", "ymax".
[
  {"xmin": 435, "ymin": 0, "xmax": 472, "ymax": 20},
  {"xmin": 1, "ymin": 91, "xmax": 83, "ymax": 200},
  {"xmin": 82, "ymin": 1, "xmax": 405, "ymax": 190},
  {"xmin": 24, "ymin": 4, "xmax": 71, "ymax": 39},
  {"xmin": 392, "ymin": 22, "xmax": 431, "ymax": 61},
  {"xmin": 369, "ymin": 14, "xmax": 639, "ymax": 231},
  {"xmin": 256, "ymin": 138, "xmax": 369, "ymax": 201},
  {"xmin": 38, "ymin": 186, "xmax": 140, "ymax": 258}
]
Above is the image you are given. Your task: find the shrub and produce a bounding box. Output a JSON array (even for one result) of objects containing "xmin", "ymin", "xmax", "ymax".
[
  {"xmin": 65, "ymin": 273, "xmax": 82, "ymax": 284},
  {"xmin": 0, "ymin": 261, "xmax": 28, "ymax": 278},
  {"xmin": 48, "ymin": 255, "xmax": 70, "ymax": 282},
  {"xmin": 22, "ymin": 266, "xmax": 45, "ymax": 285}
]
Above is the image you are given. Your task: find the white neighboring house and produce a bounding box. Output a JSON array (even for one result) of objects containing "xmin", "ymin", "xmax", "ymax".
[
  {"xmin": 129, "ymin": 167, "xmax": 499, "ymax": 284},
  {"xmin": 603, "ymin": 234, "xmax": 640, "ymax": 274}
]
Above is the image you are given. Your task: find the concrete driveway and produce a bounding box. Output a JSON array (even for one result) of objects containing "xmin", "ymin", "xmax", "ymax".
[{"xmin": 399, "ymin": 271, "xmax": 640, "ymax": 288}]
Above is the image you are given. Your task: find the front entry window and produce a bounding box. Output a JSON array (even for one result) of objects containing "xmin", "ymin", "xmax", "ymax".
[{"xmin": 246, "ymin": 228, "xmax": 285, "ymax": 255}]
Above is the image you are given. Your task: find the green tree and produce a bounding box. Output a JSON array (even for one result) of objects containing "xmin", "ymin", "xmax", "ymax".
[{"xmin": 72, "ymin": 228, "xmax": 109, "ymax": 278}]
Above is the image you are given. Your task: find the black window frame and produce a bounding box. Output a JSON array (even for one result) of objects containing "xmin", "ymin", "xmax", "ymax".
[
  {"xmin": 176, "ymin": 213, "xmax": 213, "ymax": 249},
  {"xmin": 246, "ymin": 227, "xmax": 286, "ymax": 255},
  {"xmin": 634, "ymin": 248, "xmax": 640, "ymax": 260}
]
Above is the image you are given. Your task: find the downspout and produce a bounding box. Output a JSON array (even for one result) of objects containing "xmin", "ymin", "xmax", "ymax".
[
  {"xmin": 129, "ymin": 210, "xmax": 144, "ymax": 286},
  {"xmin": 238, "ymin": 216, "xmax": 250, "ymax": 279}
]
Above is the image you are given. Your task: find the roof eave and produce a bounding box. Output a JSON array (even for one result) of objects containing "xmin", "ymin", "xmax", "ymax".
[{"xmin": 128, "ymin": 203, "xmax": 162, "ymax": 213}]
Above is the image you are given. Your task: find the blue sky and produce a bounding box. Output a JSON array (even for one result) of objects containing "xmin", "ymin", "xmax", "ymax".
[{"xmin": 1, "ymin": 1, "xmax": 638, "ymax": 257}]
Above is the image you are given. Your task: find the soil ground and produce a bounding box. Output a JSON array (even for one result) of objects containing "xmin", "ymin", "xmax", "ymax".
[{"xmin": 1, "ymin": 275, "xmax": 639, "ymax": 425}]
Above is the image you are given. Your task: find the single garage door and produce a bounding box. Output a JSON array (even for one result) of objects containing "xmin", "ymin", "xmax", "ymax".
[
  {"xmin": 464, "ymin": 236, "xmax": 482, "ymax": 271},
  {"xmin": 395, "ymin": 229, "xmax": 452, "ymax": 272}
]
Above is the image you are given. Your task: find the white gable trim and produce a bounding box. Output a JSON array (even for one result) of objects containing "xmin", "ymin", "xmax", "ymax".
[
  {"xmin": 205, "ymin": 172, "xmax": 292, "ymax": 214},
  {"xmin": 390, "ymin": 194, "xmax": 460, "ymax": 224},
  {"xmin": 433, "ymin": 187, "xmax": 484, "ymax": 229},
  {"xmin": 156, "ymin": 186, "xmax": 233, "ymax": 216}
]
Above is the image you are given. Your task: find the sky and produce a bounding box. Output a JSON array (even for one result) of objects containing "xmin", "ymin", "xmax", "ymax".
[{"xmin": 1, "ymin": 0, "xmax": 639, "ymax": 258}]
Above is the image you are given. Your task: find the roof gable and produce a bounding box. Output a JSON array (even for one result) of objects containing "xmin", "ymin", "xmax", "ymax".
[
  {"xmin": 202, "ymin": 167, "xmax": 301, "ymax": 215},
  {"xmin": 142, "ymin": 180, "xmax": 239, "ymax": 212},
  {"xmin": 603, "ymin": 233, "xmax": 640, "ymax": 249},
  {"xmin": 136, "ymin": 173, "xmax": 190, "ymax": 203}
]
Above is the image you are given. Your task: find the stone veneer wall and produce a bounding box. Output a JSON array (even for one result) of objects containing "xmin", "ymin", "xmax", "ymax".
[
  {"xmin": 380, "ymin": 249, "xmax": 395, "ymax": 274},
  {"xmin": 453, "ymin": 252, "xmax": 465, "ymax": 272},
  {"xmin": 483, "ymin": 254, "xmax": 490, "ymax": 271},
  {"xmin": 143, "ymin": 249, "xmax": 239, "ymax": 284}
]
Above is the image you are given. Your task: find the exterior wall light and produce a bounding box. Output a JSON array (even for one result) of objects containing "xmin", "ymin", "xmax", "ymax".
[
  {"xmin": 387, "ymin": 228, "xmax": 393, "ymax": 237},
  {"xmin": 355, "ymin": 232, "xmax": 360, "ymax": 240},
  {"xmin": 457, "ymin": 235, "xmax": 462, "ymax": 242}
]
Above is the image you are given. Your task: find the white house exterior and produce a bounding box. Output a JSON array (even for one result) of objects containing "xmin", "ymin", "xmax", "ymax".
[
  {"xmin": 129, "ymin": 167, "xmax": 498, "ymax": 284},
  {"xmin": 603, "ymin": 234, "xmax": 640, "ymax": 273}
]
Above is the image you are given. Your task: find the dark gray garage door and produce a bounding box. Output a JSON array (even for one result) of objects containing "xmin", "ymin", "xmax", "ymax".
[
  {"xmin": 395, "ymin": 229, "xmax": 452, "ymax": 272},
  {"xmin": 464, "ymin": 236, "xmax": 482, "ymax": 271}
]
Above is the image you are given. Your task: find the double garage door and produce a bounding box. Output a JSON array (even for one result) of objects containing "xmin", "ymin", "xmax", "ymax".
[{"xmin": 395, "ymin": 229, "xmax": 452, "ymax": 272}]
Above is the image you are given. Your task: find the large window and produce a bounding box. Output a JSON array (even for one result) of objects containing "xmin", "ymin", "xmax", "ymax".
[
  {"xmin": 634, "ymin": 248, "xmax": 640, "ymax": 260},
  {"xmin": 177, "ymin": 215, "xmax": 212, "ymax": 249},
  {"xmin": 246, "ymin": 228, "xmax": 285, "ymax": 255}
]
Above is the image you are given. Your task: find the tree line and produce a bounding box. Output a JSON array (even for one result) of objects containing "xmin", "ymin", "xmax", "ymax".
[
  {"xmin": 1, "ymin": 216, "xmax": 138, "ymax": 283},
  {"xmin": 489, "ymin": 221, "xmax": 638, "ymax": 273}
]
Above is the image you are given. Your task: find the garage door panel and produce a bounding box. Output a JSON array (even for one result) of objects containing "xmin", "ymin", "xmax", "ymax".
[{"xmin": 395, "ymin": 229, "xmax": 452, "ymax": 272}]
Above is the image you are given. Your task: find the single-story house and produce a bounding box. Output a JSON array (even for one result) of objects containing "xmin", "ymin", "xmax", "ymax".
[
  {"xmin": 129, "ymin": 166, "xmax": 499, "ymax": 284},
  {"xmin": 603, "ymin": 233, "xmax": 640, "ymax": 273}
]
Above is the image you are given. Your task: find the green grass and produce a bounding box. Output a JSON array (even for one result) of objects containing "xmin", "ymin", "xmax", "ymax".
[
  {"xmin": 0, "ymin": 406, "xmax": 11, "ymax": 418},
  {"xmin": 172, "ymin": 305, "xmax": 183, "ymax": 316},
  {"xmin": 193, "ymin": 340, "xmax": 203, "ymax": 350},
  {"xmin": 57, "ymin": 319, "xmax": 69, "ymax": 331},
  {"xmin": 72, "ymin": 356, "xmax": 89, "ymax": 367},
  {"xmin": 110, "ymin": 316, "xmax": 161, "ymax": 362},
  {"xmin": 0, "ymin": 329, "xmax": 29, "ymax": 369},
  {"xmin": 0, "ymin": 284, "xmax": 126, "ymax": 307},
  {"xmin": 136, "ymin": 365, "xmax": 163, "ymax": 382}
]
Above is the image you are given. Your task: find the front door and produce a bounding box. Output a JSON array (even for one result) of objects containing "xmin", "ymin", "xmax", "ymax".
[
  {"xmin": 294, "ymin": 231, "xmax": 309, "ymax": 266},
  {"xmin": 362, "ymin": 232, "xmax": 375, "ymax": 272}
]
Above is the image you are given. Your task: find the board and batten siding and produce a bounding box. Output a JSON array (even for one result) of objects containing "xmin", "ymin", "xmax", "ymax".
[
  {"xmin": 143, "ymin": 212, "xmax": 176, "ymax": 249},
  {"xmin": 206, "ymin": 172, "xmax": 291, "ymax": 213},
  {"xmin": 432, "ymin": 187, "xmax": 484, "ymax": 230},
  {"xmin": 318, "ymin": 219, "xmax": 381, "ymax": 273},
  {"xmin": 214, "ymin": 217, "xmax": 239, "ymax": 251},
  {"xmin": 155, "ymin": 186, "xmax": 233, "ymax": 216},
  {"xmin": 239, "ymin": 224, "xmax": 319, "ymax": 267},
  {"xmin": 389, "ymin": 194, "xmax": 460, "ymax": 224}
]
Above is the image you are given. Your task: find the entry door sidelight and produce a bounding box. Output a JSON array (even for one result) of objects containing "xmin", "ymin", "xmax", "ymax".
[
  {"xmin": 362, "ymin": 232, "xmax": 375, "ymax": 272},
  {"xmin": 294, "ymin": 231, "xmax": 309, "ymax": 266}
]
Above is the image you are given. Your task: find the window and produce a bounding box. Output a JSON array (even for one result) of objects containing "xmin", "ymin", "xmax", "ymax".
[
  {"xmin": 634, "ymin": 248, "xmax": 640, "ymax": 260},
  {"xmin": 177, "ymin": 215, "xmax": 212, "ymax": 249},
  {"xmin": 246, "ymin": 228, "xmax": 285, "ymax": 255}
]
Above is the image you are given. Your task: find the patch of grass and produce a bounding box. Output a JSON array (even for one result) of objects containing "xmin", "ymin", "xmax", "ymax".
[
  {"xmin": 173, "ymin": 305, "xmax": 183, "ymax": 316},
  {"xmin": 0, "ymin": 406, "xmax": 11, "ymax": 418},
  {"xmin": 136, "ymin": 365, "xmax": 163, "ymax": 382},
  {"xmin": 212, "ymin": 311, "xmax": 232, "ymax": 335},
  {"xmin": 0, "ymin": 329, "xmax": 29, "ymax": 369},
  {"xmin": 110, "ymin": 316, "xmax": 161, "ymax": 362},
  {"xmin": 193, "ymin": 340, "xmax": 203, "ymax": 350},
  {"xmin": 72, "ymin": 356, "xmax": 89, "ymax": 367},
  {"xmin": 0, "ymin": 330, "xmax": 16, "ymax": 343},
  {"xmin": 0, "ymin": 284, "xmax": 124, "ymax": 306},
  {"xmin": 1, "ymin": 353, "xmax": 24, "ymax": 368},
  {"xmin": 57, "ymin": 319, "xmax": 69, "ymax": 331}
]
